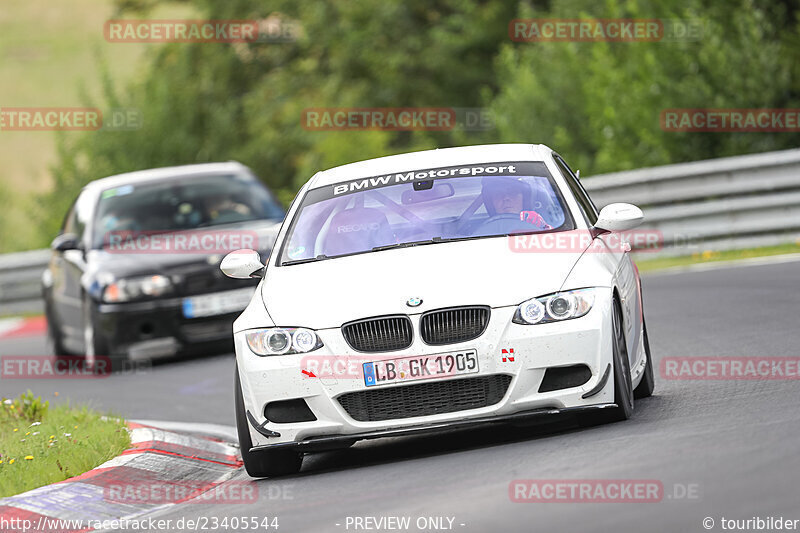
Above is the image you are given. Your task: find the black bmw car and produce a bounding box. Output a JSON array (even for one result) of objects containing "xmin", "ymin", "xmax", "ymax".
[{"xmin": 42, "ymin": 162, "xmax": 284, "ymax": 370}]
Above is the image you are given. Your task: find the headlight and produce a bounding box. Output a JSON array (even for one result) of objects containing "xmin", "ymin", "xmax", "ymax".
[
  {"xmin": 245, "ymin": 327, "xmax": 324, "ymax": 356},
  {"xmin": 513, "ymin": 288, "xmax": 594, "ymax": 325},
  {"xmin": 103, "ymin": 275, "xmax": 173, "ymax": 303}
]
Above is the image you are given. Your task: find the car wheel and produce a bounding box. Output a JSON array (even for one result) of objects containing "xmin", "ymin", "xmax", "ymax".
[
  {"xmin": 579, "ymin": 298, "xmax": 634, "ymax": 426},
  {"xmin": 45, "ymin": 304, "xmax": 69, "ymax": 358},
  {"xmin": 235, "ymin": 364, "xmax": 303, "ymax": 477},
  {"xmin": 633, "ymin": 317, "xmax": 655, "ymax": 399},
  {"xmin": 82, "ymin": 296, "xmax": 121, "ymax": 372}
]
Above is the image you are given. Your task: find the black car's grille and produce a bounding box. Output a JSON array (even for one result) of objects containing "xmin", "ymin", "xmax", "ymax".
[
  {"xmin": 337, "ymin": 374, "xmax": 512, "ymax": 422},
  {"xmin": 180, "ymin": 318, "xmax": 235, "ymax": 341},
  {"xmin": 181, "ymin": 270, "xmax": 251, "ymax": 296},
  {"xmin": 420, "ymin": 306, "xmax": 490, "ymax": 345},
  {"xmin": 342, "ymin": 315, "xmax": 413, "ymax": 352}
]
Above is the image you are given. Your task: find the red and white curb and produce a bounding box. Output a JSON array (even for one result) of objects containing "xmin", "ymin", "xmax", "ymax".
[
  {"xmin": 0, "ymin": 316, "xmax": 47, "ymax": 340},
  {"xmin": 0, "ymin": 421, "xmax": 243, "ymax": 532}
]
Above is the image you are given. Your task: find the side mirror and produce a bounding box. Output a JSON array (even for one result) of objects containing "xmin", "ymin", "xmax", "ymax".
[
  {"xmin": 51, "ymin": 233, "xmax": 82, "ymax": 252},
  {"xmin": 221, "ymin": 249, "xmax": 265, "ymax": 279},
  {"xmin": 594, "ymin": 203, "xmax": 644, "ymax": 232}
]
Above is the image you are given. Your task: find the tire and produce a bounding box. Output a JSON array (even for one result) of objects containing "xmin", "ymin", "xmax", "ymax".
[
  {"xmin": 579, "ymin": 298, "xmax": 634, "ymax": 426},
  {"xmin": 235, "ymin": 364, "xmax": 303, "ymax": 477},
  {"xmin": 82, "ymin": 296, "xmax": 123, "ymax": 373},
  {"xmin": 633, "ymin": 318, "xmax": 655, "ymax": 399},
  {"xmin": 44, "ymin": 303, "xmax": 70, "ymax": 358}
]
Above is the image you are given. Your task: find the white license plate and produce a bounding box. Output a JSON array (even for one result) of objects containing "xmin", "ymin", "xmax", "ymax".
[
  {"xmin": 182, "ymin": 287, "xmax": 256, "ymax": 319},
  {"xmin": 363, "ymin": 349, "xmax": 479, "ymax": 387}
]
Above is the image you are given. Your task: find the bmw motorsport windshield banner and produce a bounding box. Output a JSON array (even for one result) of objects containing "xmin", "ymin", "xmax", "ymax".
[{"xmin": 317, "ymin": 161, "xmax": 551, "ymax": 200}]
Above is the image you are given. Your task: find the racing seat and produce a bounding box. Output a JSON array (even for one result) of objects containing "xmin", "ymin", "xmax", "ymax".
[
  {"xmin": 528, "ymin": 179, "xmax": 560, "ymax": 223},
  {"xmin": 322, "ymin": 207, "xmax": 395, "ymax": 256}
]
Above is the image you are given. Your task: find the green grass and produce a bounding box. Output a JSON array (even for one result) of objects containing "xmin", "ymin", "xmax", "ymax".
[
  {"xmin": 636, "ymin": 242, "xmax": 800, "ymax": 272},
  {"xmin": 0, "ymin": 391, "xmax": 130, "ymax": 498}
]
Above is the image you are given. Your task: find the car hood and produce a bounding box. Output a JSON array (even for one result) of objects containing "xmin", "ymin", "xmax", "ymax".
[
  {"xmin": 262, "ymin": 236, "xmax": 588, "ymax": 329},
  {"xmin": 84, "ymin": 220, "xmax": 281, "ymax": 280}
]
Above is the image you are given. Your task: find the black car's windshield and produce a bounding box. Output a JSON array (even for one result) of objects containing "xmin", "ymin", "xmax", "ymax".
[
  {"xmin": 93, "ymin": 173, "xmax": 284, "ymax": 249},
  {"xmin": 279, "ymin": 161, "xmax": 573, "ymax": 265}
]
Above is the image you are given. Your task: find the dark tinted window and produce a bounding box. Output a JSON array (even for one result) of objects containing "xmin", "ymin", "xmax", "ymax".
[{"xmin": 92, "ymin": 173, "xmax": 284, "ymax": 248}]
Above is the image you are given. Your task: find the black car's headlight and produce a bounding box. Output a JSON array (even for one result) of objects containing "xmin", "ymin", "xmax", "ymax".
[
  {"xmin": 513, "ymin": 288, "xmax": 595, "ymax": 325},
  {"xmin": 245, "ymin": 327, "xmax": 324, "ymax": 356},
  {"xmin": 103, "ymin": 275, "xmax": 174, "ymax": 303}
]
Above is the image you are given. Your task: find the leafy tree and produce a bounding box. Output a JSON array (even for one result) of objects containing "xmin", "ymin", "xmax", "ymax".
[
  {"xmin": 31, "ymin": 0, "xmax": 800, "ymax": 250},
  {"xmin": 491, "ymin": 0, "xmax": 800, "ymax": 173}
]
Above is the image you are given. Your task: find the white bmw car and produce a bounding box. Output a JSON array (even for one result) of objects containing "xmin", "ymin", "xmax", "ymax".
[{"xmin": 221, "ymin": 144, "xmax": 655, "ymax": 477}]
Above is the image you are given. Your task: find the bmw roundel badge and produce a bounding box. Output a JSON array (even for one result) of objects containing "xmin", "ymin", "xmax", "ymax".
[{"xmin": 406, "ymin": 297, "xmax": 423, "ymax": 307}]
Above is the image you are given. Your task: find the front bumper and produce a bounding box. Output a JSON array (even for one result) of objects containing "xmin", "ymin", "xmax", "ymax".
[
  {"xmin": 95, "ymin": 297, "xmax": 241, "ymax": 359},
  {"xmin": 237, "ymin": 290, "xmax": 616, "ymax": 449}
]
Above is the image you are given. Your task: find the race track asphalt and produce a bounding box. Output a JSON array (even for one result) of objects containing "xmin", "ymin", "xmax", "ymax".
[{"xmin": 1, "ymin": 258, "xmax": 798, "ymax": 532}]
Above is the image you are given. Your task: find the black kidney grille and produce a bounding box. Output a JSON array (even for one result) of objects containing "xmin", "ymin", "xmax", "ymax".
[
  {"xmin": 420, "ymin": 306, "xmax": 490, "ymax": 345},
  {"xmin": 342, "ymin": 315, "xmax": 413, "ymax": 352},
  {"xmin": 338, "ymin": 374, "xmax": 512, "ymax": 422}
]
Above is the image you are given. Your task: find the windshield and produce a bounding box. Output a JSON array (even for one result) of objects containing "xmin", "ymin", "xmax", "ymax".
[
  {"xmin": 279, "ymin": 161, "xmax": 572, "ymax": 264},
  {"xmin": 93, "ymin": 173, "xmax": 285, "ymax": 248}
]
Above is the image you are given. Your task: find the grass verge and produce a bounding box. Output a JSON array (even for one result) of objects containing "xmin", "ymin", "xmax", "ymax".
[
  {"xmin": 0, "ymin": 391, "xmax": 130, "ymax": 498},
  {"xmin": 635, "ymin": 242, "xmax": 800, "ymax": 272}
]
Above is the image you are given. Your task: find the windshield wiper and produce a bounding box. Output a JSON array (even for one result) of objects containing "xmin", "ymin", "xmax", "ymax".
[
  {"xmin": 282, "ymin": 254, "xmax": 331, "ymax": 266},
  {"xmin": 435, "ymin": 235, "xmax": 490, "ymax": 243},
  {"xmin": 371, "ymin": 238, "xmax": 444, "ymax": 252},
  {"xmin": 438, "ymin": 230, "xmax": 551, "ymax": 244}
]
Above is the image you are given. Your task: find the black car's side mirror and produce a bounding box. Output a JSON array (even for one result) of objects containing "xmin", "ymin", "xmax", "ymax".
[{"xmin": 51, "ymin": 233, "xmax": 82, "ymax": 252}]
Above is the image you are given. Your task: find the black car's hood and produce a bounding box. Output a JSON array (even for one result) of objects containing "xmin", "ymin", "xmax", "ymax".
[{"xmin": 83, "ymin": 220, "xmax": 280, "ymax": 287}]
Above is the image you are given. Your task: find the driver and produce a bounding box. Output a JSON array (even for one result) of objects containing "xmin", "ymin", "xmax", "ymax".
[
  {"xmin": 481, "ymin": 177, "xmax": 550, "ymax": 228},
  {"xmin": 204, "ymin": 194, "xmax": 252, "ymax": 222}
]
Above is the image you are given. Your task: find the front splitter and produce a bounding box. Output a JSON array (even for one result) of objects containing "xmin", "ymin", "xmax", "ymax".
[{"xmin": 250, "ymin": 403, "xmax": 618, "ymax": 454}]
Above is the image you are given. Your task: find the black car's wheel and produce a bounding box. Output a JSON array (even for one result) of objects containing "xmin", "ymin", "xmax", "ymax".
[
  {"xmin": 82, "ymin": 296, "xmax": 123, "ymax": 372},
  {"xmin": 579, "ymin": 298, "xmax": 634, "ymax": 426},
  {"xmin": 235, "ymin": 364, "xmax": 303, "ymax": 477},
  {"xmin": 44, "ymin": 303, "xmax": 70, "ymax": 358},
  {"xmin": 633, "ymin": 317, "xmax": 655, "ymax": 399}
]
